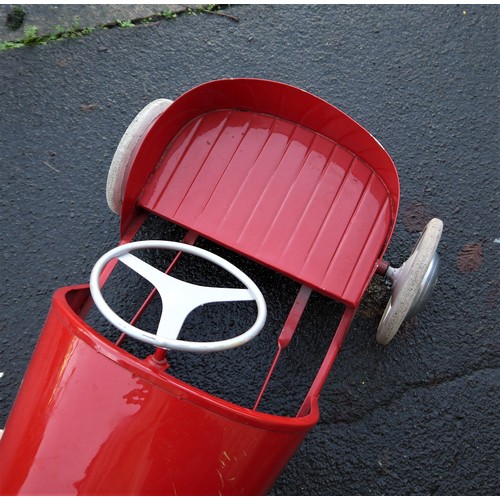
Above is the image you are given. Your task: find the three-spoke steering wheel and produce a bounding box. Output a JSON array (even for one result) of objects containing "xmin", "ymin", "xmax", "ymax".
[{"xmin": 90, "ymin": 241, "xmax": 267, "ymax": 353}]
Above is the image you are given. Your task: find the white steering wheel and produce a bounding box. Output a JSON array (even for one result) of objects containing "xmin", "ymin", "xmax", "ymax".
[{"xmin": 90, "ymin": 241, "xmax": 267, "ymax": 353}]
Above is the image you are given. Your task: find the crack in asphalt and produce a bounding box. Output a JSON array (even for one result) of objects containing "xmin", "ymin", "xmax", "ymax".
[{"xmin": 322, "ymin": 364, "xmax": 499, "ymax": 426}]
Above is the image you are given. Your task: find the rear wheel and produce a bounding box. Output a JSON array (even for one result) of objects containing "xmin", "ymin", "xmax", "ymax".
[
  {"xmin": 376, "ymin": 218, "xmax": 443, "ymax": 345},
  {"xmin": 106, "ymin": 99, "xmax": 173, "ymax": 214}
]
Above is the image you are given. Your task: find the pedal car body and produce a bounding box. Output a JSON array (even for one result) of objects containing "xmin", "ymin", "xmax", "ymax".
[{"xmin": 0, "ymin": 79, "xmax": 442, "ymax": 495}]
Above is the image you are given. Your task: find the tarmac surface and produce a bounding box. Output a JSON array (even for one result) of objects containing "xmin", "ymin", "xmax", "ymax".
[
  {"xmin": 0, "ymin": 4, "xmax": 190, "ymax": 41},
  {"xmin": 0, "ymin": 4, "xmax": 498, "ymax": 496}
]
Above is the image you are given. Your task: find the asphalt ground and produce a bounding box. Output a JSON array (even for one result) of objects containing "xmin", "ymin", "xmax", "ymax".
[
  {"xmin": 0, "ymin": 4, "xmax": 191, "ymax": 41},
  {"xmin": 0, "ymin": 4, "xmax": 498, "ymax": 496}
]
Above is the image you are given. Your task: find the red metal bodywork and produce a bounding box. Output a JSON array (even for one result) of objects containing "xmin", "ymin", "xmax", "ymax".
[
  {"xmin": 0, "ymin": 287, "xmax": 314, "ymax": 495},
  {"xmin": 123, "ymin": 79, "xmax": 399, "ymax": 308},
  {"xmin": 0, "ymin": 79, "xmax": 400, "ymax": 495}
]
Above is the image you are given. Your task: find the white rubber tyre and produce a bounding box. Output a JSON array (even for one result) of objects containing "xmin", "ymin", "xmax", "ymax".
[
  {"xmin": 376, "ymin": 218, "xmax": 443, "ymax": 345},
  {"xmin": 106, "ymin": 99, "xmax": 173, "ymax": 215}
]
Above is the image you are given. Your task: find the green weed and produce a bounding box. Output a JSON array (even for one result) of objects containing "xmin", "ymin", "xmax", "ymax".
[
  {"xmin": 0, "ymin": 5, "xmax": 229, "ymax": 51},
  {"xmin": 116, "ymin": 19, "xmax": 135, "ymax": 28},
  {"xmin": 161, "ymin": 10, "xmax": 178, "ymax": 20}
]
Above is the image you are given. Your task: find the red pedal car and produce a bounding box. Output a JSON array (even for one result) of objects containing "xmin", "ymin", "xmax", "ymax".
[{"xmin": 0, "ymin": 79, "xmax": 443, "ymax": 495}]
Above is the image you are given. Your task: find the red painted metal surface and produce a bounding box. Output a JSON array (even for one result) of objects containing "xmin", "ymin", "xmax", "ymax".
[
  {"xmin": 0, "ymin": 79, "xmax": 402, "ymax": 495},
  {"xmin": 120, "ymin": 80, "xmax": 399, "ymax": 237},
  {"xmin": 0, "ymin": 287, "xmax": 317, "ymax": 495},
  {"xmin": 140, "ymin": 109, "xmax": 394, "ymax": 306},
  {"xmin": 121, "ymin": 79, "xmax": 399, "ymax": 306}
]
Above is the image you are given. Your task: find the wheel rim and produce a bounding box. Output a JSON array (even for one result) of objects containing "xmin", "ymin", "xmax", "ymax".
[
  {"xmin": 376, "ymin": 218, "xmax": 443, "ymax": 345},
  {"xmin": 405, "ymin": 251, "xmax": 440, "ymax": 319}
]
